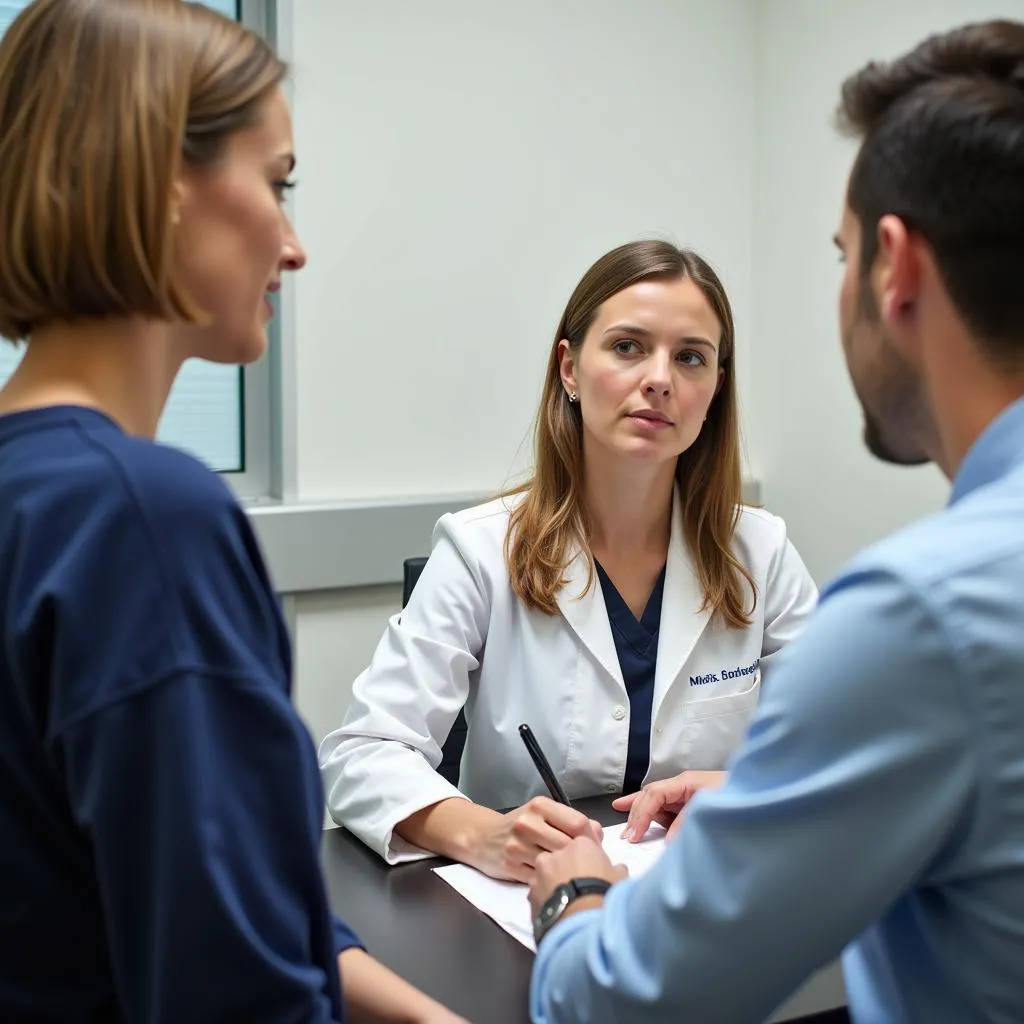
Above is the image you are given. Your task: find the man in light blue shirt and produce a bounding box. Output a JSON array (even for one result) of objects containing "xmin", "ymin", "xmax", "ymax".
[{"xmin": 527, "ymin": 19, "xmax": 1024, "ymax": 1024}]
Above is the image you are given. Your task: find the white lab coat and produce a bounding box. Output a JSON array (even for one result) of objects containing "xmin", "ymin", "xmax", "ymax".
[{"xmin": 319, "ymin": 492, "xmax": 817, "ymax": 864}]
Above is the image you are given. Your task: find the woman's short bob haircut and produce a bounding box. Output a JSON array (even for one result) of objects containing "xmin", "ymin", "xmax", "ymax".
[{"xmin": 0, "ymin": 0, "xmax": 286, "ymax": 343}]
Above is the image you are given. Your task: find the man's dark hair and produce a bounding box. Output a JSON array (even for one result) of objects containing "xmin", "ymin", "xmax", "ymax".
[{"xmin": 838, "ymin": 20, "xmax": 1024, "ymax": 363}]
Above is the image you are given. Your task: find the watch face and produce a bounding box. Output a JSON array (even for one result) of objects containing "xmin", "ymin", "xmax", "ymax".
[
  {"xmin": 534, "ymin": 885, "xmax": 571, "ymax": 937},
  {"xmin": 533, "ymin": 879, "xmax": 613, "ymax": 944}
]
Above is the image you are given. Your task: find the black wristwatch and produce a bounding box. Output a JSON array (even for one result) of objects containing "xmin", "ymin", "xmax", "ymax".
[{"xmin": 532, "ymin": 877, "xmax": 612, "ymax": 945}]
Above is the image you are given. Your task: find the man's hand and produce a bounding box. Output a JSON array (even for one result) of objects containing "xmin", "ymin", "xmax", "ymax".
[
  {"xmin": 527, "ymin": 835, "xmax": 627, "ymax": 921},
  {"xmin": 612, "ymin": 770, "xmax": 727, "ymax": 842}
]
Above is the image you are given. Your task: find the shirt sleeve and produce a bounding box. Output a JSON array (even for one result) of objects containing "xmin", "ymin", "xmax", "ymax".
[
  {"xmin": 530, "ymin": 566, "xmax": 977, "ymax": 1023},
  {"xmin": 59, "ymin": 669, "xmax": 355, "ymax": 1023},
  {"xmin": 332, "ymin": 916, "xmax": 362, "ymax": 955},
  {"xmin": 319, "ymin": 516, "xmax": 487, "ymax": 864},
  {"xmin": 758, "ymin": 518, "xmax": 818, "ymax": 676}
]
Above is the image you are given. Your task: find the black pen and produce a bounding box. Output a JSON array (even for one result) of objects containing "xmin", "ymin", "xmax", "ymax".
[{"xmin": 518, "ymin": 723, "xmax": 572, "ymax": 806}]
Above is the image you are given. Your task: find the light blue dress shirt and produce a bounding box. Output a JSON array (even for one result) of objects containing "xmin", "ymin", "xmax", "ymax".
[{"xmin": 531, "ymin": 397, "xmax": 1024, "ymax": 1024}]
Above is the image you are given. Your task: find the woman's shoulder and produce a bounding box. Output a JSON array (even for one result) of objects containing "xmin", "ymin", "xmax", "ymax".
[
  {"xmin": 3, "ymin": 406, "xmax": 242, "ymax": 545},
  {"xmin": 733, "ymin": 503, "xmax": 792, "ymax": 553},
  {"xmin": 435, "ymin": 493, "xmax": 523, "ymax": 544},
  {"xmin": 53, "ymin": 425, "xmax": 266, "ymax": 604},
  {"xmin": 429, "ymin": 494, "xmax": 536, "ymax": 586},
  {"xmin": 95, "ymin": 434, "xmax": 250, "ymax": 563}
]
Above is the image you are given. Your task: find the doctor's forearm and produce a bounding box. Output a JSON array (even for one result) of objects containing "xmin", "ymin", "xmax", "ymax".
[{"xmin": 395, "ymin": 798, "xmax": 504, "ymax": 865}]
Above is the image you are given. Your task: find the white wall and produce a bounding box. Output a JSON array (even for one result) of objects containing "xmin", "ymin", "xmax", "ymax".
[
  {"xmin": 285, "ymin": 0, "xmax": 759, "ymax": 742},
  {"xmin": 288, "ymin": 0, "xmax": 756, "ymax": 503},
  {"xmin": 292, "ymin": 584, "xmax": 399, "ymax": 748},
  {"xmin": 750, "ymin": 0, "xmax": 1017, "ymax": 584},
  {"xmin": 288, "ymin": 0, "xmax": 1020, "ymax": 741}
]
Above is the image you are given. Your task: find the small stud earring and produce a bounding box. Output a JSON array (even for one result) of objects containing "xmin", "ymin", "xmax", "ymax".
[{"xmin": 567, "ymin": 391, "xmax": 578, "ymax": 404}]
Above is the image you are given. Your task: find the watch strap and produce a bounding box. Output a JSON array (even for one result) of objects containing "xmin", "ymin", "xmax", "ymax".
[
  {"xmin": 533, "ymin": 876, "xmax": 612, "ymax": 945},
  {"xmin": 568, "ymin": 877, "xmax": 613, "ymax": 899}
]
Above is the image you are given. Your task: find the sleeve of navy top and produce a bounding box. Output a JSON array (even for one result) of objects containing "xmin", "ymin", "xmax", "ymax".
[{"xmin": 44, "ymin": 440, "xmax": 362, "ymax": 1022}]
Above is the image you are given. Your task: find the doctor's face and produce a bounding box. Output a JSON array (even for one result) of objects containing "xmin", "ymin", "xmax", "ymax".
[
  {"xmin": 836, "ymin": 203, "xmax": 929, "ymax": 466},
  {"xmin": 558, "ymin": 277, "xmax": 724, "ymax": 467}
]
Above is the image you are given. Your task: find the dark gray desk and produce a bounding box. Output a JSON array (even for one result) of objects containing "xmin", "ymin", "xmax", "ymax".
[{"xmin": 321, "ymin": 796, "xmax": 849, "ymax": 1024}]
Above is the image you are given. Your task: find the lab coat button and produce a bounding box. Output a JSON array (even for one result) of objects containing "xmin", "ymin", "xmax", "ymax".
[
  {"xmin": 612, "ymin": 705, "xmax": 626, "ymax": 721},
  {"xmin": 606, "ymin": 783, "xmax": 619, "ymax": 793}
]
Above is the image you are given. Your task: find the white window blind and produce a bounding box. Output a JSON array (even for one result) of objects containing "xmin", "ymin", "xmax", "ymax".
[{"xmin": 0, "ymin": 0, "xmax": 245, "ymax": 474}]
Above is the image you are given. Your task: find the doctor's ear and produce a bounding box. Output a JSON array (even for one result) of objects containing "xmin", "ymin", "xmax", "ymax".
[
  {"xmin": 168, "ymin": 177, "xmax": 189, "ymax": 226},
  {"xmin": 557, "ymin": 338, "xmax": 577, "ymax": 394},
  {"xmin": 714, "ymin": 367, "xmax": 724, "ymax": 397}
]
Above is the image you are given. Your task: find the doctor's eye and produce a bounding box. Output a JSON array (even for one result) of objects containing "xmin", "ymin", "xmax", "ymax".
[
  {"xmin": 677, "ymin": 350, "xmax": 706, "ymax": 367},
  {"xmin": 613, "ymin": 339, "xmax": 640, "ymax": 355}
]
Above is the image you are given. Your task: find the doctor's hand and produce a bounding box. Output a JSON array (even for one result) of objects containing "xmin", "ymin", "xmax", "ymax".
[
  {"xmin": 613, "ymin": 770, "xmax": 727, "ymax": 842},
  {"xmin": 528, "ymin": 835, "xmax": 627, "ymax": 922},
  {"xmin": 467, "ymin": 797, "xmax": 603, "ymax": 883}
]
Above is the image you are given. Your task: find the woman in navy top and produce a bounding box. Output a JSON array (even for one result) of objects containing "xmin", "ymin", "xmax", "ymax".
[{"xmin": 0, "ymin": 2, "xmax": 463, "ymax": 1022}]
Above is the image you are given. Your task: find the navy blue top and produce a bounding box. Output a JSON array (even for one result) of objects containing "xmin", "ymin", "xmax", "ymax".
[
  {"xmin": 595, "ymin": 561, "xmax": 666, "ymax": 794},
  {"xmin": 0, "ymin": 406, "xmax": 360, "ymax": 1024}
]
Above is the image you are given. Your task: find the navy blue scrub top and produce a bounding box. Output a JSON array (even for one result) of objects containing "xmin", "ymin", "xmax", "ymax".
[{"xmin": 595, "ymin": 561, "xmax": 666, "ymax": 794}]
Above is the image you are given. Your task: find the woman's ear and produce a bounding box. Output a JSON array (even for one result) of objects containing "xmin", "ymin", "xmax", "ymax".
[
  {"xmin": 714, "ymin": 366, "xmax": 725, "ymax": 397},
  {"xmin": 168, "ymin": 176, "xmax": 189, "ymax": 228},
  {"xmin": 557, "ymin": 339, "xmax": 577, "ymax": 395}
]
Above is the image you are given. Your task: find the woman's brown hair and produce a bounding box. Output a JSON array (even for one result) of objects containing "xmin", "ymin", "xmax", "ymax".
[
  {"xmin": 0, "ymin": 0, "xmax": 286, "ymax": 342},
  {"xmin": 504, "ymin": 239, "xmax": 755, "ymax": 628}
]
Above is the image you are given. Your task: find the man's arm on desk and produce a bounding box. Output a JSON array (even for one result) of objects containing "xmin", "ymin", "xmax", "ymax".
[{"xmin": 529, "ymin": 569, "xmax": 977, "ymax": 1023}]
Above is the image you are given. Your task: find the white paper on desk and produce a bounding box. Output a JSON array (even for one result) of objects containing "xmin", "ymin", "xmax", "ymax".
[{"xmin": 432, "ymin": 822, "xmax": 667, "ymax": 952}]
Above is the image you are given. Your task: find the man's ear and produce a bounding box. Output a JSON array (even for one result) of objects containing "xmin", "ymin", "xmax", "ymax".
[
  {"xmin": 875, "ymin": 214, "xmax": 925, "ymax": 362},
  {"xmin": 557, "ymin": 338, "xmax": 577, "ymax": 394},
  {"xmin": 875, "ymin": 215, "xmax": 921, "ymax": 325}
]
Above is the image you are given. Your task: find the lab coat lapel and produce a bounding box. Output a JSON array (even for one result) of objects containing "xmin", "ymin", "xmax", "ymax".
[
  {"xmin": 653, "ymin": 489, "xmax": 712, "ymax": 718},
  {"xmin": 556, "ymin": 546, "xmax": 624, "ymax": 689}
]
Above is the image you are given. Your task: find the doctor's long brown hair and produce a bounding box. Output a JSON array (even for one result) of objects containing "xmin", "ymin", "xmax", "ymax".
[{"xmin": 503, "ymin": 240, "xmax": 755, "ymax": 628}]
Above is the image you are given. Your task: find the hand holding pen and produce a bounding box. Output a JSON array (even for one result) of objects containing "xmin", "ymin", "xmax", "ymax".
[{"xmin": 456, "ymin": 725, "xmax": 604, "ymax": 884}]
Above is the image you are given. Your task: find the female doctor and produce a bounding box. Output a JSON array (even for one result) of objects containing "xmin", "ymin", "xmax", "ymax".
[{"xmin": 320, "ymin": 240, "xmax": 817, "ymax": 881}]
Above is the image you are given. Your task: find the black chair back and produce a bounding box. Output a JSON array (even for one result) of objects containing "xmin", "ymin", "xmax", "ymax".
[
  {"xmin": 401, "ymin": 557, "xmax": 428, "ymax": 607},
  {"xmin": 402, "ymin": 557, "xmax": 468, "ymax": 787}
]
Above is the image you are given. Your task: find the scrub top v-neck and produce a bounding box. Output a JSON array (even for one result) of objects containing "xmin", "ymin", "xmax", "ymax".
[{"xmin": 594, "ymin": 560, "xmax": 666, "ymax": 795}]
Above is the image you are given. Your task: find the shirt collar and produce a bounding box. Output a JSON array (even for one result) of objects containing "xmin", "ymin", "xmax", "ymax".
[{"xmin": 949, "ymin": 395, "xmax": 1024, "ymax": 506}]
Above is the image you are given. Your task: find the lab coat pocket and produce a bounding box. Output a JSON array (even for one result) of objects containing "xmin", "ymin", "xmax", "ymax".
[{"xmin": 682, "ymin": 672, "xmax": 761, "ymax": 768}]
